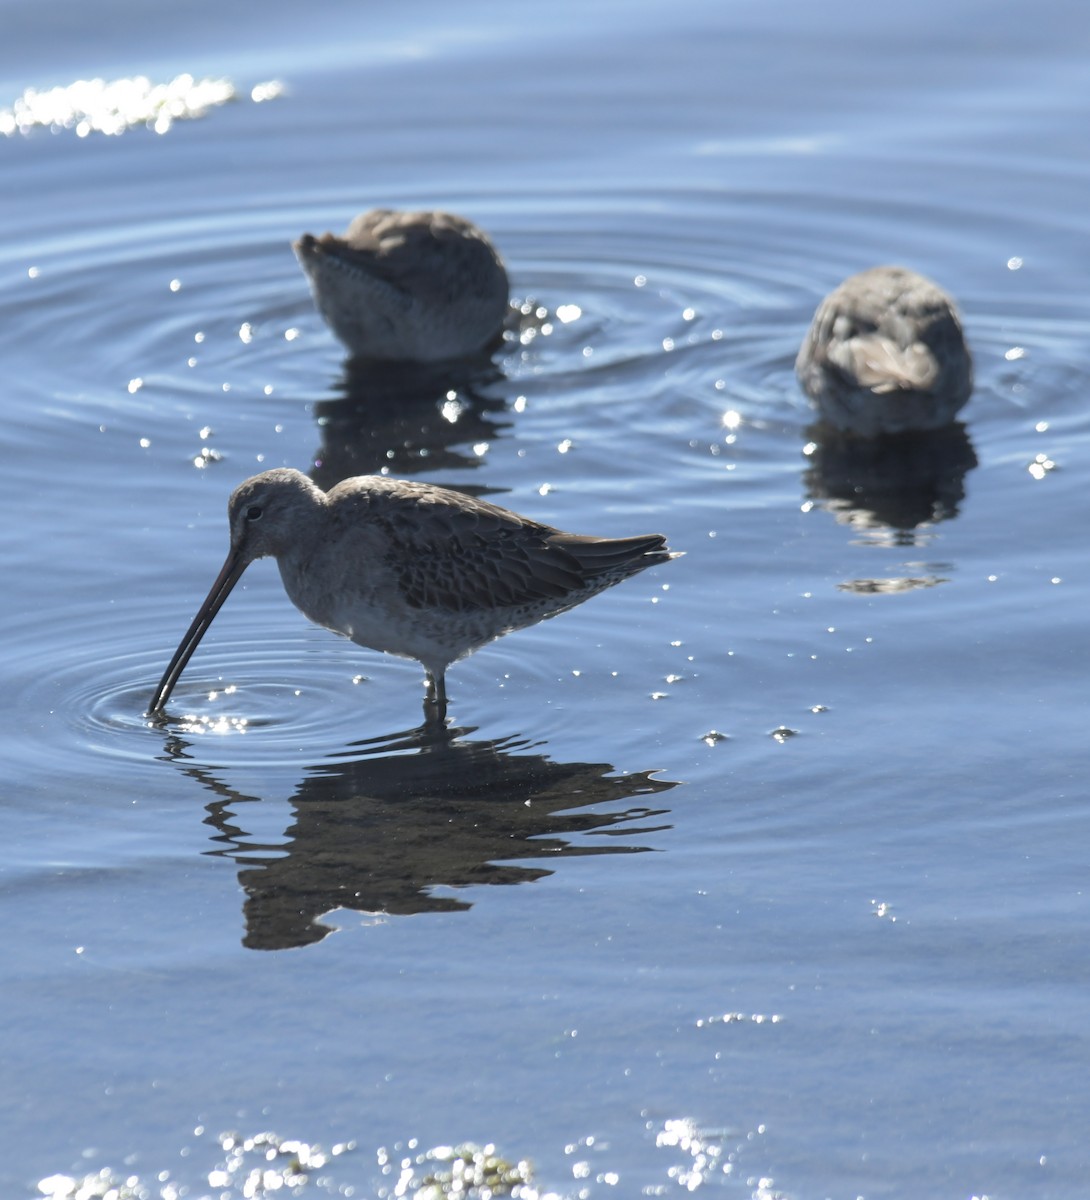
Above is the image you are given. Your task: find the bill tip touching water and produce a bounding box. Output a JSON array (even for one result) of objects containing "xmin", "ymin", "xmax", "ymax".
[
  {"xmin": 293, "ymin": 208, "xmax": 509, "ymax": 363},
  {"xmin": 796, "ymin": 265, "xmax": 973, "ymax": 438},
  {"xmin": 148, "ymin": 468, "xmax": 679, "ymax": 721}
]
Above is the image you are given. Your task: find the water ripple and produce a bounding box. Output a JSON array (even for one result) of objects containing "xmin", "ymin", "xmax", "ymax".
[
  {"xmin": 5, "ymin": 167, "xmax": 1089, "ymax": 776},
  {"xmin": 4, "ymin": 590, "xmax": 443, "ymax": 780}
]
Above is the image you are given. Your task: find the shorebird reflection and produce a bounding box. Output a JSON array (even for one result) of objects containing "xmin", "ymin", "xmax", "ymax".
[
  {"xmin": 804, "ymin": 422, "xmax": 977, "ymax": 543},
  {"xmin": 161, "ymin": 721, "xmax": 676, "ymax": 950},
  {"xmin": 309, "ymin": 355, "xmax": 511, "ymax": 493}
]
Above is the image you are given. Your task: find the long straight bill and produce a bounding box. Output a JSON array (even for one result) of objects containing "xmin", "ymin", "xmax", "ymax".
[{"xmin": 148, "ymin": 550, "xmax": 248, "ymax": 712}]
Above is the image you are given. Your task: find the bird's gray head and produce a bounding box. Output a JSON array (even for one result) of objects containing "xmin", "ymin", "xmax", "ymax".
[{"xmin": 227, "ymin": 468, "xmax": 325, "ymax": 563}]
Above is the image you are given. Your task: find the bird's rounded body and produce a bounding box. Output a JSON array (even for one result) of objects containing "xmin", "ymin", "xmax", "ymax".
[
  {"xmin": 796, "ymin": 266, "xmax": 972, "ymax": 437},
  {"xmin": 149, "ymin": 469, "xmax": 676, "ymax": 715},
  {"xmin": 293, "ymin": 208, "xmax": 509, "ymax": 362}
]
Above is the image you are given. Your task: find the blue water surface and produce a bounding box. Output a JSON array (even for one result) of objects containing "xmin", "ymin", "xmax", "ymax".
[{"xmin": 3, "ymin": 0, "xmax": 1090, "ymax": 1196}]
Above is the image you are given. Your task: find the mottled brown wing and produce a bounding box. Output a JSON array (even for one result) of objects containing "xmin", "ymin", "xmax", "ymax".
[
  {"xmin": 827, "ymin": 333, "xmax": 941, "ymax": 393},
  {"xmin": 347, "ymin": 210, "xmax": 505, "ymax": 305},
  {"xmin": 362, "ymin": 482, "xmax": 667, "ymax": 614}
]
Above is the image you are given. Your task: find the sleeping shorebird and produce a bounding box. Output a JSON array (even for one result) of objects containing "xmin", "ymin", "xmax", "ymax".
[
  {"xmin": 149, "ymin": 469, "xmax": 677, "ymax": 718},
  {"xmin": 293, "ymin": 208, "xmax": 509, "ymax": 362},
  {"xmin": 795, "ymin": 266, "xmax": 973, "ymax": 437}
]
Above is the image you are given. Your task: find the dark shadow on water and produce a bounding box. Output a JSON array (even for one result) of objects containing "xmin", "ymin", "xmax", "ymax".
[
  {"xmin": 158, "ymin": 720, "xmax": 676, "ymax": 951},
  {"xmin": 308, "ymin": 355, "xmax": 513, "ymax": 494},
  {"xmin": 803, "ymin": 421, "xmax": 977, "ymax": 543}
]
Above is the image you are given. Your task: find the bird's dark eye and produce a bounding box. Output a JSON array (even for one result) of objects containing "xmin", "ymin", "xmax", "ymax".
[{"xmin": 245, "ymin": 504, "xmax": 263, "ymax": 522}]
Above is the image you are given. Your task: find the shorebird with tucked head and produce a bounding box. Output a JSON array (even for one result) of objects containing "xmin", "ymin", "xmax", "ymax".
[
  {"xmin": 796, "ymin": 266, "xmax": 973, "ymax": 437},
  {"xmin": 149, "ymin": 469, "xmax": 678, "ymax": 720},
  {"xmin": 293, "ymin": 209, "xmax": 509, "ymax": 362}
]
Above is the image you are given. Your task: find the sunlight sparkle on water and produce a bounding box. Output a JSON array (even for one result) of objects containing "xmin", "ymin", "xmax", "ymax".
[
  {"xmin": 177, "ymin": 710, "xmax": 248, "ymax": 735},
  {"xmin": 0, "ymin": 74, "xmax": 281, "ymax": 137},
  {"xmin": 440, "ymin": 395, "xmax": 465, "ymax": 423},
  {"xmin": 1028, "ymin": 453, "xmax": 1057, "ymax": 480},
  {"xmin": 695, "ymin": 1012, "xmax": 783, "ymax": 1026},
  {"xmin": 37, "ymin": 1130, "xmax": 353, "ymax": 1200},
  {"xmin": 251, "ymin": 81, "xmax": 285, "ymax": 103},
  {"xmin": 374, "ymin": 1140, "xmax": 554, "ymax": 1200},
  {"xmin": 654, "ymin": 1118, "xmax": 729, "ymax": 1189}
]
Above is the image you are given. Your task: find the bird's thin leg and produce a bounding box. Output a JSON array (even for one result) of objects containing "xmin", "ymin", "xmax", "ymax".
[{"xmin": 424, "ymin": 670, "xmax": 448, "ymax": 724}]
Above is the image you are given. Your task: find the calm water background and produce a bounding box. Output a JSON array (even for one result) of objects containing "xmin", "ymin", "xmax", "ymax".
[{"xmin": 4, "ymin": 0, "xmax": 1090, "ymax": 1196}]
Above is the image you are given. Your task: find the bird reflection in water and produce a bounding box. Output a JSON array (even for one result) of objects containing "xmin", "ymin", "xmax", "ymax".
[
  {"xmin": 309, "ymin": 354, "xmax": 512, "ymax": 494},
  {"xmin": 159, "ymin": 721, "xmax": 676, "ymax": 951},
  {"xmin": 803, "ymin": 422, "xmax": 977, "ymax": 545}
]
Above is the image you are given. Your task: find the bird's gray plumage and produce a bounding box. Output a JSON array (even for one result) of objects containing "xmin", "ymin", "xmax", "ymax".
[
  {"xmin": 796, "ymin": 266, "xmax": 973, "ymax": 437},
  {"xmin": 293, "ymin": 209, "xmax": 509, "ymax": 362},
  {"xmin": 150, "ymin": 469, "xmax": 677, "ymax": 718}
]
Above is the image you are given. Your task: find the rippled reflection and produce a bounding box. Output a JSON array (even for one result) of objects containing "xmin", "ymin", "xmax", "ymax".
[
  {"xmin": 159, "ymin": 721, "xmax": 675, "ymax": 950},
  {"xmin": 803, "ymin": 422, "xmax": 977, "ymax": 542},
  {"xmin": 837, "ymin": 574, "xmax": 948, "ymax": 595},
  {"xmin": 308, "ymin": 355, "xmax": 512, "ymax": 491}
]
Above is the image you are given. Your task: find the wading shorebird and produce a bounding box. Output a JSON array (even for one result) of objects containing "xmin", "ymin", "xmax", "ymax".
[
  {"xmin": 293, "ymin": 208, "xmax": 509, "ymax": 362},
  {"xmin": 796, "ymin": 266, "xmax": 973, "ymax": 437},
  {"xmin": 149, "ymin": 469, "xmax": 678, "ymax": 719}
]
